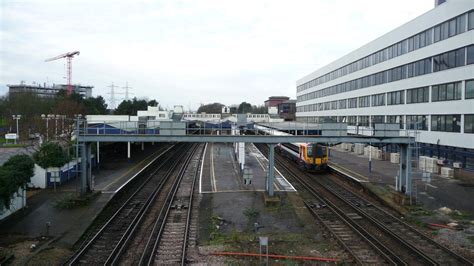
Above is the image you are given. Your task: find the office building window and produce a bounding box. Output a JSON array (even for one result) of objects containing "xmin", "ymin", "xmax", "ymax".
[
  {"xmin": 433, "ymin": 47, "xmax": 465, "ymax": 71},
  {"xmin": 358, "ymin": 96, "xmax": 370, "ymax": 107},
  {"xmin": 297, "ymin": 11, "xmax": 472, "ymax": 93},
  {"xmin": 358, "ymin": 116, "xmax": 369, "ymax": 127},
  {"xmin": 348, "ymin": 97, "xmax": 358, "ymax": 108},
  {"xmin": 371, "ymin": 115, "xmax": 385, "ymax": 127},
  {"xmin": 406, "ymin": 115, "xmax": 428, "ymax": 130},
  {"xmin": 371, "ymin": 93, "xmax": 385, "ymax": 106},
  {"xmin": 337, "ymin": 116, "xmax": 346, "ymax": 123},
  {"xmin": 407, "ymin": 87, "xmax": 429, "ymax": 104},
  {"xmin": 431, "ymin": 115, "xmax": 461, "ymax": 132},
  {"xmin": 387, "ymin": 115, "xmax": 404, "ymax": 129},
  {"xmin": 456, "ymin": 13, "xmax": 467, "ymax": 34},
  {"xmin": 387, "ymin": 90, "xmax": 405, "ymax": 105},
  {"xmin": 348, "ymin": 116, "xmax": 357, "ymax": 126},
  {"xmin": 465, "ymin": 114, "xmax": 474, "ymax": 133},
  {"xmin": 469, "ymin": 11, "xmax": 474, "ymax": 30},
  {"xmin": 338, "ymin": 99, "xmax": 347, "ymax": 109},
  {"xmin": 468, "ymin": 45, "xmax": 474, "ymax": 65},
  {"xmin": 466, "ymin": 80, "xmax": 474, "ymax": 99},
  {"xmin": 432, "ymin": 81, "xmax": 462, "ymax": 102},
  {"xmin": 330, "ymin": 101, "xmax": 338, "ymax": 110}
]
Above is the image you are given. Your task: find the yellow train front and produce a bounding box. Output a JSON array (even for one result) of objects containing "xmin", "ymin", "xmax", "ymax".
[{"xmin": 277, "ymin": 142, "xmax": 329, "ymax": 172}]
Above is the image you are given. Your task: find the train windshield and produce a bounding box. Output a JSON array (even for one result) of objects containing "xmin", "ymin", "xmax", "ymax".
[{"xmin": 307, "ymin": 145, "xmax": 327, "ymax": 157}]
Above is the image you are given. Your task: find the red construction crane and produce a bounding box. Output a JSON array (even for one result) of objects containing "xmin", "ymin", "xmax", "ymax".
[{"xmin": 45, "ymin": 51, "xmax": 80, "ymax": 95}]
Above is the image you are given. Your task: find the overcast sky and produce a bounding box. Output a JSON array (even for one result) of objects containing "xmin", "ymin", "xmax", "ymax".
[{"xmin": 0, "ymin": 0, "xmax": 433, "ymax": 110}]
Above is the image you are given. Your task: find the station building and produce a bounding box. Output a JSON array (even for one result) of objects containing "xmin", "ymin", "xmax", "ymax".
[
  {"xmin": 296, "ymin": 0, "xmax": 474, "ymax": 168},
  {"xmin": 7, "ymin": 82, "xmax": 93, "ymax": 98}
]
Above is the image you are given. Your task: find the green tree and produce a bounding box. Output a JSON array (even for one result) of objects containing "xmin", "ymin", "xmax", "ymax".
[
  {"xmin": 34, "ymin": 142, "xmax": 70, "ymax": 169},
  {"xmin": 197, "ymin": 103, "xmax": 224, "ymax": 113},
  {"xmin": 0, "ymin": 154, "xmax": 35, "ymax": 208},
  {"xmin": 115, "ymin": 97, "xmax": 151, "ymax": 115},
  {"xmin": 148, "ymin": 99, "xmax": 158, "ymax": 107},
  {"xmin": 83, "ymin": 96, "xmax": 108, "ymax": 115},
  {"xmin": 237, "ymin": 102, "xmax": 252, "ymax": 114}
]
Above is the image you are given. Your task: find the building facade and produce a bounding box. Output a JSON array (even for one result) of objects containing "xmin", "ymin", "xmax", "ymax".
[
  {"xmin": 296, "ymin": 0, "xmax": 474, "ymax": 167},
  {"xmin": 8, "ymin": 82, "xmax": 93, "ymax": 98},
  {"xmin": 264, "ymin": 96, "xmax": 290, "ymax": 107},
  {"xmin": 278, "ymin": 100, "xmax": 297, "ymax": 121}
]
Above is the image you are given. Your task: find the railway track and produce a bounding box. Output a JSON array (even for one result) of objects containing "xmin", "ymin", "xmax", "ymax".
[
  {"xmin": 67, "ymin": 143, "xmax": 196, "ymax": 265},
  {"xmin": 141, "ymin": 143, "xmax": 203, "ymax": 265},
  {"xmin": 256, "ymin": 144, "xmax": 472, "ymax": 265}
]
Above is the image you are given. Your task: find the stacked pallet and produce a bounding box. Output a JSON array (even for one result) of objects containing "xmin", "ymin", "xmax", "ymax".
[
  {"xmin": 354, "ymin": 143, "xmax": 365, "ymax": 155},
  {"xmin": 420, "ymin": 157, "xmax": 439, "ymax": 174},
  {"xmin": 440, "ymin": 167, "xmax": 454, "ymax": 178},
  {"xmin": 364, "ymin": 146, "xmax": 382, "ymax": 159},
  {"xmin": 390, "ymin": 153, "xmax": 400, "ymax": 164}
]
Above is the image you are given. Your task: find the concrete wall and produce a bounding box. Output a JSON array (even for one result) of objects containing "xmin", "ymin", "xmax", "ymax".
[{"xmin": 0, "ymin": 187, "xmax": 26, "ymax": 221}]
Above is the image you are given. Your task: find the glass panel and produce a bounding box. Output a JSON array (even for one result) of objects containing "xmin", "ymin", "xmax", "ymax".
[
  {"xmin": 466, "ymin": 80, "xmax": 474, "ymax": 99},
  {"xmin": 434, "ymin": 25, "xmax": 441, "ymax": 42},
  {"xmin": 456, "ymin": 48, "xmax": 465, "ymax": 67},
  {"xmin": 449, "ymin": 19, "xmax": 456, "ymax": 37},
  {"xmin": 457, "ymin": 14, "xmax": 466, "ymax": 34},
  {"xmin": 455, "ymin": 82, "xmax": 462, "ymax": 100},
  {"xmin": 467, "ymin": 45, "xmax": 474, "ymax": 65},
  {"xmin": 432, "ymin": 86, "xmax": 439, "ymax": 101},
  {"xmin": 446, "ymin": 83, "xmax": 454, "ymax": 100},
  {"xmin": 426, "ymin": 29, "xmax": 432, "ymax": 45},
  {"xmin": 465, "ymin": 115, "xmax": 474, "ymax": 134},
  {"xmin": 469, "ymin": 11, "xmax": 474, "ymax": 30},
  {"xmin": 440, "ymin": 84, "xmax": 447, "ymax": 100},
  {"xmin": 442, "ymin": 21, "xmax": 449, "ymax": 40}
]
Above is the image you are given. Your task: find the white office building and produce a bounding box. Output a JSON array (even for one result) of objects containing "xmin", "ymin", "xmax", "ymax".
[{"xmin": 296, "ymin": 0, "xmax": 474, "ymax": 168}]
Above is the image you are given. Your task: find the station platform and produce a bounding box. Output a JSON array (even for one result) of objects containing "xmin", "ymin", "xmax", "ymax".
[
  {"xmin": 0, "ymin": 143, "xmax": 166, "ymax": 248},
  {"xmin": 200, "ymin": 143, "xmax": 295, "ymax": 193},
  {"xmin": 329, "ymin": 148, "xmax": 474, "ymax": 213}
]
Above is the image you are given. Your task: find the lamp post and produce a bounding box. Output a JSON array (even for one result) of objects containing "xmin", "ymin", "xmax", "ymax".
[
  {"xmin": 41, "ymin": 114, "xmax": 50, "ymax": 141},
  {"xmin": 12, "ymin": 115, "xmax": 21, "ymax": 144}
]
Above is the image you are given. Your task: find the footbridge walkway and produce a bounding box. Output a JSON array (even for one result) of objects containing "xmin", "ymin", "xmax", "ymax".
[{"xmin": 75, "ymin": 121, "xmax": 415, "ymax": 198}]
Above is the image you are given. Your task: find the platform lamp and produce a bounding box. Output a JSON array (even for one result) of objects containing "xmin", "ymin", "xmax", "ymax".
[
  {"xmin": 52, "ymin": 114, "xmax": 60, "ymax": 140},
  {"xmin": 12, "ymin": 114, "xmax": 21, "ymax": 144}
]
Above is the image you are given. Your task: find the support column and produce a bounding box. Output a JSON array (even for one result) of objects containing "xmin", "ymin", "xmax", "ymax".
[
  {"xmin": 238, "ymin": 142, "xmax": 245, "ymax": 171},
  {"xmin": 268, "ymin": 144, "xmax": 275, "ymax": 197},
  {"xmin": 399, "ymin": 144, "xmax": 407, "ymax": 193},
  {"xmin": 127, "ymin": 142, "xmax": 131, "ymax": 162},
  {"xmin": 87, "ymin": 143, "xmax": 92, "ymax": 191},
  {"xmin": 80, "ymin": 143, "xmax": 87, "ymax": 197},
  {"xmin": 96, "ymin": 141, "xmax": 100, "ymax": 170},
  {"xmin": 405, "ymin": 145, "xmax": 412, "ymax": 195},
  {"xmin": 141, "ymin": 142, "xmax": 145, "ymax": 151}
]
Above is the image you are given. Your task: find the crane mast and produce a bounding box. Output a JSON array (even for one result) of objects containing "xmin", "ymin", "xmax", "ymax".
[{"xmin": 45, "ymin": 51, "xmax": 80, "ymax": 95}]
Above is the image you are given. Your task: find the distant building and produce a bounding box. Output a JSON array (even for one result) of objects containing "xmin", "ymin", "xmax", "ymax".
[
  {"xmin": 264, "ymin": 96, "xmax": 290, "ymax": 108},
  {"xmin": 278, "ymin": 100, "xmax": 296, "ymax": 121},
  {"xmin": 7, "ymin": 82, "xmax": 93, "ymax": 98}
]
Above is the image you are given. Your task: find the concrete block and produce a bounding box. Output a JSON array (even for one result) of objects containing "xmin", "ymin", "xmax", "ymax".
[
  {"xmin": 390, "ymin": 153, "xmax": 400, "ymax": 164},
  {"xmin": 440, "ymin": 167, "xmax": 454, "ymax": 178},
  {"xmin": 354, "ymin": 143, "xmax": 365, "ymax": 155}
]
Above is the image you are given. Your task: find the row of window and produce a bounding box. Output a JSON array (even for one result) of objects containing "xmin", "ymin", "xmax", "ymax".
[
  {"xmin": 297, "ymin": 10, "xmax": 474, "ymax": 93},
  {"xmin": 297, "ymin": 45, "xmax": 474, "ymax": 103},
  {"xmin": 295, "ymin": 114, "xmax": 474, "ymax": 133},
  {"xmin": 296, "ymin": 80, "xmax": 474, "ymax": 112}
]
